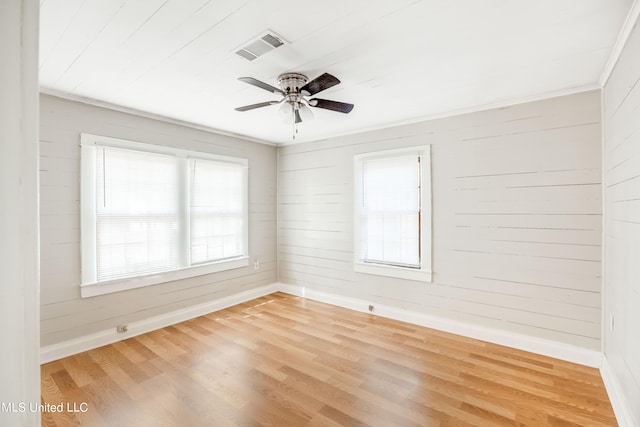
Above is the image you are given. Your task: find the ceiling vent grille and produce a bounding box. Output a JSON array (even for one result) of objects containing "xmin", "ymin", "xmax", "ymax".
[{"xmin": 235, "ymin": 30, "xmax": 287, "ymax": 61}]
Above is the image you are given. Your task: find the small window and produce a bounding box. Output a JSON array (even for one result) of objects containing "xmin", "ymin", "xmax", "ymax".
[
  {"xmin": 80, "ymin": 134, "xmax": 248, "ymax": 297},
  {"xmin": 354, "ymin": 146, "xmax": 432, "ymax": 282}
]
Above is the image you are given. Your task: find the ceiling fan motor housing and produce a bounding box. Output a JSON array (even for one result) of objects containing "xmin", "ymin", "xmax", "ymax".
[{"xmin": 278, "ymin": 73, "xmax": 308, "ymax": 94}]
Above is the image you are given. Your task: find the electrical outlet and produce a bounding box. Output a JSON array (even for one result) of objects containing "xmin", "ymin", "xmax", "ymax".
[
  {"xmin": 117, "ymin": 325, "xmax": 128, "ymax": 333},
  {"xmin": 254, "ymin": 259, "xmax": 260, "ymax": 270},
  {"xmin": 368, "ymin": 305, "xmax": 374, "ymax": 312}
]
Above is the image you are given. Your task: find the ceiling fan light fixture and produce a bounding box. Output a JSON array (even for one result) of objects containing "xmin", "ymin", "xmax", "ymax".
[
  {"xmin": 278, "ymin": 101, "xmax": 313, "ymax": 124},
  {"xmin": 298, "ymin": 103, "xmax": 314, "ymax": 122},
  {"xmin": 278, "ymin": 102, "xmax": 293, "ymax": 123}
]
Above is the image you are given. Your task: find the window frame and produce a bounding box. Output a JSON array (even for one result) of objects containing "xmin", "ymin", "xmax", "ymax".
[
  {"xmin": 353, "ymin": 145, "xmax": 432, "ymax": 282},
  {"xmin": 80, "ymin": 133, "xmax": 249, "ymax": 298}
]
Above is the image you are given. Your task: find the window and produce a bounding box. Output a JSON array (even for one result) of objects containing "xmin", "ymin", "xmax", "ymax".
[
  {"xmin": 80, "ymin": 134, "xmax": 248, "ymax": 297},
  {"xmin": 189, "ymin": 159, "xmax": 246, "ymax": 265},
  {"xmin": 354, "ymin": 146, "xmax": 432, "ymax": 282}
]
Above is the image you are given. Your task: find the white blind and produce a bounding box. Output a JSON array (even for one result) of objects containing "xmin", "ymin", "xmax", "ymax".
[
  {"xmin": 81, "ymin": 134, "xmax": 250, "ymax": 288},
  {"xmin": 359, "ymin": 155, "xmax": 421, "ymax": 268},
  {"xmin": 95, "ymin": 147, "xmax": 179, "ymax": 281},
  {"xmin": 190, "ymin": 159, "xmax": 245, "ymax": 265}
]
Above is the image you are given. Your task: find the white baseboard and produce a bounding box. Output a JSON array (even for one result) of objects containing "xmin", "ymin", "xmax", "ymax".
[
  {"xmin": 41, "ymin": 281, "xmax": 602, "ymax": 369},
  {"xmin": 601, "ymin": 355, "xmax": 638, "ymax": 427},
  {"xmin": 42, "ymin": 281, "xmax": 626, "ymax": 423},
  {"xmin": 40, "ymin": 283, "xmax": 278, "ymax": 364},
  {"xmin": 276, "ymin": 282, "xmax": 603, "ymax": 368}
]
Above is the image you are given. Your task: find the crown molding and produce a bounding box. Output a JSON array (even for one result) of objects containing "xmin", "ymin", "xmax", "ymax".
[
  {"xmin": 39, "ymin": 87, "xmax": 276, "ymax": 146},
  {"xmin": 279, "ymin": 83, "xmax": 601, "ymax": 147},
  {"xmin": 42, "ymin": 83, "xmax": 601, "ymax": 149},
  {"xmin": 600, "ymin": 0, "xmax": 640, "ymax": 87}
]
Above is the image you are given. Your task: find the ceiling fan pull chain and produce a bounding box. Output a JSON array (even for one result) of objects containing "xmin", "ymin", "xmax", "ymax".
[{"xmin": 292, "ymin": 111, "xmax": 296, "ymax": 140}]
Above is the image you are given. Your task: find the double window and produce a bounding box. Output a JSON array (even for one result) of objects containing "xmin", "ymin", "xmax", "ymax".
[
  {"xmin": 80, "ymin": 134, "xmax": 248, "ymax": 297},
  {"xmin": 354, "ymin": 146, "xmax": 432, "ymax": 282}
]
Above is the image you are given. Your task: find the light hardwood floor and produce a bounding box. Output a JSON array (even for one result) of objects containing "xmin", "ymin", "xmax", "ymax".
[{"xmin": 41, "ymin": 292, "xmax": 617, "ymax": 426}]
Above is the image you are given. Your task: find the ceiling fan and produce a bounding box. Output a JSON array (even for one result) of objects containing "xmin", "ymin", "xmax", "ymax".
[{"xmin": 235, "ymin": 72, "xmax": 354, "ymax": 138}]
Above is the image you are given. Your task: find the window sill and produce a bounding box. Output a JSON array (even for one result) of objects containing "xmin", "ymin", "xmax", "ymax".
[
  {"xmin": 80, "ymin": 256, "xmax": 250, "ymax": 298},
  {"xmin": 354, "ymin": 261, "xmax": 432, "ymax": 282}
]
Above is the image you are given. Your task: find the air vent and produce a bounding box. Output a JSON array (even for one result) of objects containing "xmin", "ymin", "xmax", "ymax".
[{"xmin": 234, "ymin": 30, "xmax": 287, "ymax": 61}]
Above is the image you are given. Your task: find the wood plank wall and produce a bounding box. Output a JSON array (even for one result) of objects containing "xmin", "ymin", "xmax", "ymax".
[
  {"xmin": 0, "ymin": 2, "xmax": 40, "ymax": 425},
  {"xmin": 603, "ymin": 14, "xmax": 640, "ymax": 425},
  {"xmin": 39, "ymin": 94, "xmax": 277, "ymax": 347},
  {"xmin": 278, "ymin": 91, "xmax": 602, "ymax": 351}
]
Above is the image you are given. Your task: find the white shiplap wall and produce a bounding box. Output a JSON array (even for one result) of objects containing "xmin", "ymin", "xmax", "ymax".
[
  {"xmin": 39, "ymin": 94, "xmax": 277, "ymax": 347},
  {"xmin": 603, "ymin": 14, "xmax": 640, "ymax": 426},
  {"xmin": 0, "ymin": 1, "xmax": 40, "ymax": 425},
  {"xmin": 278, "ymin": 90, "xmax": 602, "ymax": 351}
]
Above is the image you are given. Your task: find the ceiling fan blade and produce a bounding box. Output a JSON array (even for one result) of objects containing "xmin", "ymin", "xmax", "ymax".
[
  {"xmin": 238, "ymin": 77, "xmax": 284, "ymax": 95},
  {"xmin": 300, "ymin": 73, "xmax": 340, "ymax": 96},
  {"xmin": 309, "ymin": 98, "xmax": 354, "ymax": 113},
  {"xmin": 294, "ymin": 109, "xmax": 302, "ymax": 124},
  {"xmin": 235, "ymin": 101, "xmax": 278, "ymax": 112}
]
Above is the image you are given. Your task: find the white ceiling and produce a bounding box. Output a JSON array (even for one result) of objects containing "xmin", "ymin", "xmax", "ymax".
[{"xmin": 39, "ymin": 0, "xmax": 633, "ymax": 145}]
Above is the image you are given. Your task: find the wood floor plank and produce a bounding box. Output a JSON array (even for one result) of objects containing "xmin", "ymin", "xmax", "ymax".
[{"xmin": 41, "ymin": 292, "xmax": 617, "ymax": 426}]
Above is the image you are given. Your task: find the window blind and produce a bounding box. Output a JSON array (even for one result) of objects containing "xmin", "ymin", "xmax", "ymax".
[
  {"xmin": 81, "ymin": 134, "xmax": 250, "ymax": 293},
  {"xmin": 95, "ymin": 146, "xmax": 179, "ymax": 281},
  {"xmin": 359, "ymin": 154, "xmax": 421, "ymax": 268},
  {"xmin": 190, "ymin": 159, "xmax": 245, "ymax": 264}
]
